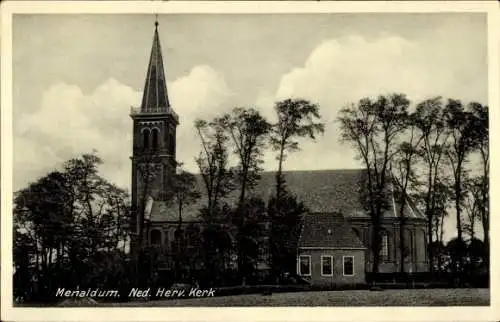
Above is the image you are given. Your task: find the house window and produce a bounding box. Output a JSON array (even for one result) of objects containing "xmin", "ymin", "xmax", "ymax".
[
  {"xmin": 380, "ymin": 231, "xmax": 389, "ymax": 260},
  {"xmin": 298, "ymin": 255, "xmax": 311, "ymax": 276},
  {"xmin": 321, "ymin": 255, "xmax": 333, "ymax": 276},
  {"xmin": 343, "ymin": 256, "xmax": 354, "ymax": 276}
]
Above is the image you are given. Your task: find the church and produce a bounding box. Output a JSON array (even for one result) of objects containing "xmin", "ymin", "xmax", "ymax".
[{"xmin": 130, "ymin": 21, "xmax": 429, "ymax": 286}]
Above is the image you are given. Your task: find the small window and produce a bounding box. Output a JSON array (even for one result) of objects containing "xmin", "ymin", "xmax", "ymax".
[
  {"xmin": 321, "ymin": 255, "xmax": 333, "ymax": 276},
  {"xmin": 343, "ymin": 256, "xmax": 354, "ymax": 276},
  {"xmin": 298, "ymin": 255, "xmax": 311, "ymax": 276}
]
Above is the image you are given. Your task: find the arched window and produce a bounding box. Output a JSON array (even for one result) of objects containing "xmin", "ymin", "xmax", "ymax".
[
  {"xmin": 150, "ymin": 229, "xmax": 162, "ymax": 246},
  {"xmin": 151, "ymin": 128, "xmax": 159, "ymax": 150},
  {"xmin": 142, "ymin": 128, "xmax": 150, "ymax": 149},
  {"xmin": 380, "ymin": 230, "xmax": 389, "ymax": 261},
  {"xmin": 351, "ymin": 228, "xmax": 362, "ymax": 242},
  {"xmin": 165, "ymin": 227, "xmax": 176, "ymax": 252},
  {"xmin": 169, "ymin": 135, "xmax": 175, "ymax": 155},
  {"xmin": 421, "ymin": 229, "xmax": 427, "ymax": 261},
  {"xmin": 404, "ymin": 229, "xmax": 413, "ymax": 262}
]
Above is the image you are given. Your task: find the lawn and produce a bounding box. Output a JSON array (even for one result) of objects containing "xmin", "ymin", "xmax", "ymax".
[{"xmin": 102, "ymin": 288, "xmax": 489, "ymax": 307}]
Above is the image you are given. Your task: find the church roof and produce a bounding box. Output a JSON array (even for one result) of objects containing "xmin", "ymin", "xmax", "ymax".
[
  {"xmin": 298, "ymin": 213, "xmax": 366, "ymax": 249},
  {"xmin": 148, "ymin": 169, "xmax": 426, "ymax": 222},
  {"xmin": 140, "ymin": 21, "xmax": 171, "ymax": 112}
]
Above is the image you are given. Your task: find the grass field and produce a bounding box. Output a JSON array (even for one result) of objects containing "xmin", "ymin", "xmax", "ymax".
[{"xmin": 103, "ymin": 288, "xmax": 489, "ymax": 307}]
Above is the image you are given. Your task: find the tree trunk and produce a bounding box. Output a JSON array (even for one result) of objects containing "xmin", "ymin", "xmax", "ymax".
[
  {"xmin": 454, "ymin": 160, "xmax": 464, "ymax": 276},
  {"xmin": 482, "ymin": 212, "xmax": 489, "ymax": 266},
  {"xmin": 371, "ymin": 219, "xmax": 381, "ymax": 274},
  {"xmin": 399, "ymin": 218, "xmax": 405, "ymax": 273}
]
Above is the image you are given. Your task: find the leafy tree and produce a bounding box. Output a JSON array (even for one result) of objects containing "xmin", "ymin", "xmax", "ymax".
[
  {"xmin": 469, "ymin": 103, "xmax": 489, "ymax": 263},
  {"xmin": 338, "ymin": 93, "xmax": 409, "ymax": 273},
  {"xmin": 131, "ymin": 150, "xmax": 161, "ymax": 282},
  {"xmin": 195, "ymin": 118, "xmax": 234, "ymax": 217},
  {"xmin": 268, "ymin": 99, "xmax": 323, "ymax": 280},
  {"xmin": 413, "ymin": 96, "xmax": 449, "ymax": 272},
  {"xmin": 166, "ymin": 165, "xmax": 201, "ymax": 225},
  {"xmin": 201, "ymin": 219, "xmax": 234, "ymax": 285},
  {"xmin": 267, "ymin": 191, "xmax": 308, "ymax": 280},
  {"xmin": 444, "ymin": 99, "xmax": 478, "ymax": 273},
  {"xmin": 223, "ymin": 107, "xmax": 271, "ymax": 208},
  {"xmin": 165, "ymin": 165, "xmax": 200, "ymax": 280},
  {"xmin": 13, "ymin": 153, "xmax": 130, "ymax": 302},
  {"xmin": 222, "ymin": 107, "xmax": 271, "ymax": 281},
  {"xmin": 464, "ymin": 175, "xmax": 482, "ymax": 241},
  {"xmin": 269, "ymin": 99, "xmax": 324, "ymax": 206},
  {"xmin": 231, "ymin": 197, "xmax": 268, "ymax": 283},
  {"xmin": 391, "ymin": 111, "xmax": 423, "ymax": 273}
]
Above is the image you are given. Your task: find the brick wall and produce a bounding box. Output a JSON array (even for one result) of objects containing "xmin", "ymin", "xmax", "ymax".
[{"xmin": 297, "ymin": 249, "xmax": 366, "ymax": 285}]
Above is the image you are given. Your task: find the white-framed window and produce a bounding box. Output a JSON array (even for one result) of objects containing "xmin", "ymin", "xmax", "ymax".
[
  {"xmin": 343, "ymin": 256, "xmax": 354, "ymax": 276},
  {"xmin": 298, "ymin": 255, "xmax": 311, "ymax": 276},
  {"xmin": 321, "ymin": 255, "xmax": 333, "ymax": 276}
]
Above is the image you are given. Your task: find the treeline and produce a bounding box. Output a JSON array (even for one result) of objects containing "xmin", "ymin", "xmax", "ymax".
[
  {"xmin": 338, "ymin": 94, "xmax": 488, "ymax": 278},
  {"xmin": 13, "ymin": 93, "xmax": 489, "ymax": 303},
  {"xmin": 13, "ymin": 99, "xmax": 326, "ymax": 302},
  {"xmin": 13, "ymin": 154, "xmax": 131, "ymax": 302},
  {"xmin": 140, "ymin": 100, "xmax": 326, "ymax": 286}
]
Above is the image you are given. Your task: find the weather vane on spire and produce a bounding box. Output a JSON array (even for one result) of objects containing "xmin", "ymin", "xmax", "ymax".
[{"xmin": 155, "ymin": 13, "xmax": 159, "ymax": 28}]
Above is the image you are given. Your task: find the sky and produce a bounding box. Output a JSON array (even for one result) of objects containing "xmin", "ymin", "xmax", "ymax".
[{"xmin": 13, "ymin": 13, "xmax": 488, "ymax": 240}]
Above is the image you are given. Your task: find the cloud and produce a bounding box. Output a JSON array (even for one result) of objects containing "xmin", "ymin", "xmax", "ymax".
[
  {"xmin": 256, "ymin": 32, "xmax": 487, "ymax": 173},
  {"xmin": 14, "ymin": 65, "xmax": 233, "ymax": 191},
  {"xmin": 169, "ymin": 65, "xmax": 235, "ymax": 171},
  {"xmin": 256, "ymin": 32, "xmax": 487, "ymax": 241}
]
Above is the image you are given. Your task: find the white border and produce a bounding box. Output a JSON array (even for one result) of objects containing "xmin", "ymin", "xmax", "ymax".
[
  {"xmin": 1, "ymin": 1, "xmax": 499, "ymax": 321},
  {"xmin": 342, "ymin": 256, "xmax": 355, "ymax": 277},
  {"xmin": 320, "ymin": 255, "xmax": 333, "ymax": 277}
]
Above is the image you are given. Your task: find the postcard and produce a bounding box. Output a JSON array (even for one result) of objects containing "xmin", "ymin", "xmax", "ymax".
[{"xmin": 1, "ymin": 1, "xmax": 499, "ymax": 321}]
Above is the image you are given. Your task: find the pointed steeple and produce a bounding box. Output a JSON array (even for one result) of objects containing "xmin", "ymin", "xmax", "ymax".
[{"xmin": 141, "ymin": 20, "xmax": 170, "ymax": 112}]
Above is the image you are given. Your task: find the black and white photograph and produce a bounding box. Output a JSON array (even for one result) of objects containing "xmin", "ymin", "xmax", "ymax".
[{"xmin": 1, "ymin": 1, "xmax": 499, "ymax": 321}]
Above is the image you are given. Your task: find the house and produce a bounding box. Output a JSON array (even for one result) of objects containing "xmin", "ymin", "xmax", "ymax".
[
  {"xmin": 130, "ymin": 20, "xmax": 430, "ymax": 282},
  {"xmin": 297, "ymin": 213, "xmax": 366, "ymax": 285}
]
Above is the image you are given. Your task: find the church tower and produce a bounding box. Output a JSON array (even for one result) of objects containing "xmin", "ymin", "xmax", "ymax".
[{"xmin": 130, "ymin": 20, "xmax": 178, "ymax": 235}]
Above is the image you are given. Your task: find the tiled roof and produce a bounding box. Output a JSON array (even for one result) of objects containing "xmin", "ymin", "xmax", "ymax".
[
  {"xmin": 298, "ymin": 213, "xmax": 366, "ymax": 249},
  {"xmin": 148, "ymin": 169, "xmax": 426, "ymax": 222}
]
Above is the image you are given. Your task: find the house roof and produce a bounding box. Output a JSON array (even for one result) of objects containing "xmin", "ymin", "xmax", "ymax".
[
  {"xmin": 147, "ymin": 169, "xmax": 426, "ymax": 222},
  {"xmin": 298, "ymin": 213, "xmax": 366, "ymax": 249}
]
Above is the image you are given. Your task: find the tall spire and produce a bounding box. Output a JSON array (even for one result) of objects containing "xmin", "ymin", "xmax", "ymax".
[{"xmin": 140, "ymin": 19, "xmax": 170, "ymax": 112}]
